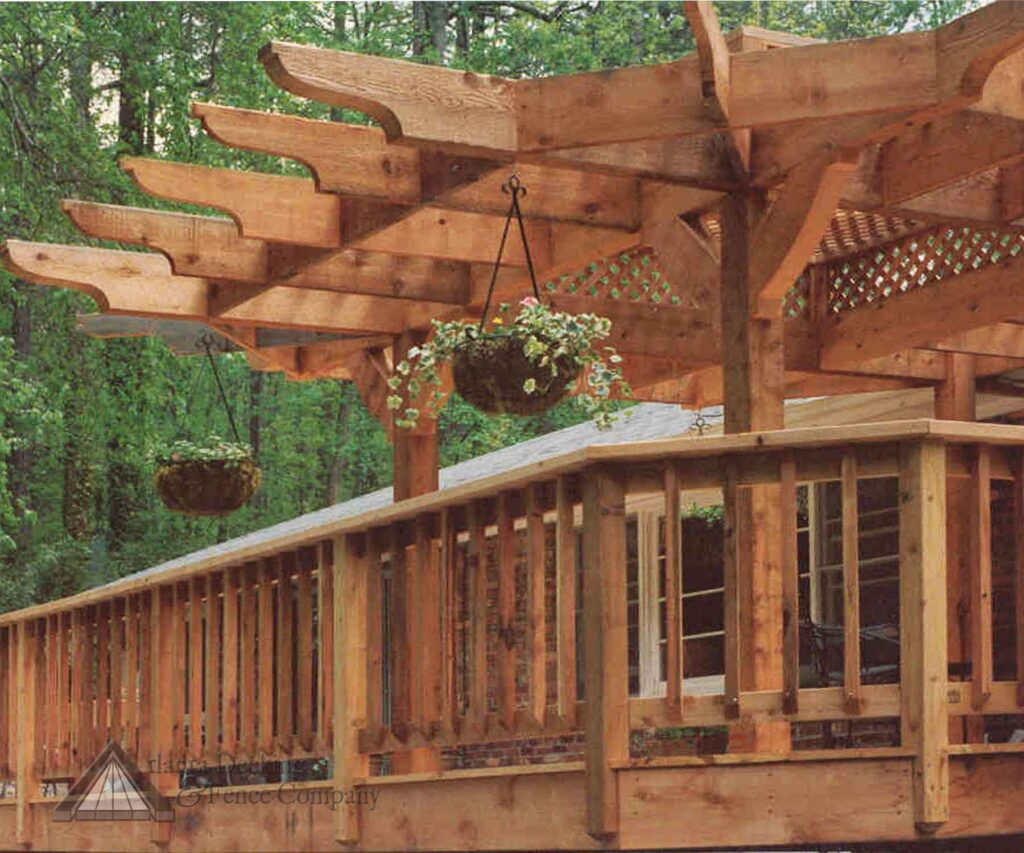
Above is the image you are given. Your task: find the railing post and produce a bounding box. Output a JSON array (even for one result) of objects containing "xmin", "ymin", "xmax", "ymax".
[
  {"xmin": 15, "ymin": 619, "xmax": 39, "ymax": 847},
  {"xmin": 899, "ymin": 439, "xmax": 949, "ymax": 833},
  {"xmin": 334, "ymin": 532, "xmax": 369, "ymax": 845},
  {"xmin": 582, "ymin": 464, "xmax": 628, "ymax": 841}
]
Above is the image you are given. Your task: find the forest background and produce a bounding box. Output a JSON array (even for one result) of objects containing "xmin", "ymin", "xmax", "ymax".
[{"xmin": 0, "ymin": 0, "xmax": 978, "ymax": 612}]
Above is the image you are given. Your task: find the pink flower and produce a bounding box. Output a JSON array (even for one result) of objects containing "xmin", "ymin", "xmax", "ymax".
[{"xmin": 520, "ymin": 296, "xmax": 540, "ymax": 307}]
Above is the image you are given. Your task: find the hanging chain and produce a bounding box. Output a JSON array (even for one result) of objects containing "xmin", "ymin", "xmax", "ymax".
[
  {"xmin": 197, "ymin": 332, "xmax": 243, "ymax": 444},
  {"xmin": 478, "ymin": 174, "xmax": 542, "ymax": 331}
]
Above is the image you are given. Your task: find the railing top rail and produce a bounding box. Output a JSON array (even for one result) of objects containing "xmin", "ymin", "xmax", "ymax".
[{"xmin": 3, "ymin": 417, "xmax": 1022, "ymax": 626}]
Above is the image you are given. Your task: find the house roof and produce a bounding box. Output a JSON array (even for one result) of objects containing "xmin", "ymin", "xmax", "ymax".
[{"xmin": 95, "ymin": 402, "xmax": 714, "ymax": 593}]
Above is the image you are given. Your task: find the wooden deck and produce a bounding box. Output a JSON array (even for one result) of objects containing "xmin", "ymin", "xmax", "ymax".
[{"xmin": 2, "ymin": 419, "xmax": 1024, "ymax": 850}]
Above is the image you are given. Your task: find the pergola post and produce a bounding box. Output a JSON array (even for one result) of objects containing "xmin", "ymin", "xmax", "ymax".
[
  {"xmin": 720, "ymin": 190, "xmax": 788, "ymax": 753},
  {"xmin": 935, "ymin": 353, "xmax": 985, "ymax": 744},
  {"xmin": 14, "ymin": 619, "xmax": 40, "ymax": 848}
]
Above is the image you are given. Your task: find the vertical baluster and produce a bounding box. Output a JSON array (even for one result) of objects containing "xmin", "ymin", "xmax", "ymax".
[
  {"xmin": 526, "ymin": 484, "xmax": 547, "ymax": 726},
  {"xmin": 189, "ymin": 577, "xmax": 204, "ymax": 761},
  {"xmin": 15, "ymin": 620, "xmax": 40, "ymax": 846},
  {"xmin": 780, "ymin": 454, "xmax": 800, "ymax": 715},
  {"xmin": 582, "ymin": 465, "xmax": 628, "ymax": 839},
  {"xmin": 841, "ymin": 452, "xmax": 862, "ymax": 715},
  {"xmin": 151, "ymin": 587, "xmax": 176, "ymax": 773},
  {"xmin": 297, "ymin": 556, "xmax": 315, "ymax": 752},
  {"xmin": 971, "ymin": 444, "xmax": 993, "ymax": 711},
  {"xmin": 555, "ymin": 478, "xmax": 577, "ymax": 726},
  {"xmin": 110, "ymin": 599, "xmax": 124, "ymax": 748},
  {"xmin": 1015, "ymin": 450, "xmax": 1024, "ymax": 708},
  {"xmin": 33, "ymin": 618, "xmax": 45, "ymax": 786},
  {"xmin": 390, "ymin": 525, "xmax": 411, "ymax": 742},
  {"xmin": 468, "ymin": 503, "xmax": 488, "ymax": 731},
  {"xmin": 45, "ymin": 616, "xmax": 58, "ymax": 776},
  {"xmin": 125, "ymin": 595, "xmax": 139, "ymax": 758},
  {"xmin": 277, "ymin": 555, "xmax": 295, "ymax": 753},
  {"xmin": 319, "ymin": 541, "xmax": 336, "ymax": 749},
  {"xmin": 496, "ymin": 491, "xmax": 517, "ymax": 731},
  {"xmin": 363, "ymin": 536, "xmax": 381, "ymax": 737},
  {"xmin": 259, "ymin": 559, "xmax": 276, "ymax": 756},
  {"xmin": 138, "ymin": 593, "xmax": 152, "ymax": 765},
  {"xmin": 87, "ymin": 607, "xmax": 100, "ymax": 761},
  {"xmin": 239, "ymin": 565, "xmax": 257, "ymax": 758},
  {"xmin": 205, "ymin": 572, "xmax": 221, "ymax": 764},
  {"xmin": 174, "ymin": 584, "xmax": 188, "ymax": 764},
  {"xmin": 415, "ymin": 515, "xmax": 440, "ymax": 737},
  {"xmin": 0, "ymin": 628, "xmax": 8, "ymax": 779},
  {"xmin": 70, "ymin": 608, "xmax": 85, "ymax": 773},
  {"xmin": 722, "ymin": 461, "xmax": 741, "ymax": 721},
  {"xmin": 439, "ymin": 508, "xmax": 458, "ymax": 735},
  {"xmin": 221, "ymin": 568, "xmax": 240, "ymax": 760},
  {"xmin": 664, "ymin": 464, "xmax": 683, "ymax": 717},
  {"xmin": 96, "ymin": 602, "xmax": 110, "ymax": 748},
  {"xmin": 56, "ymin": 614, "xmax": 69, "ymax": 774}
]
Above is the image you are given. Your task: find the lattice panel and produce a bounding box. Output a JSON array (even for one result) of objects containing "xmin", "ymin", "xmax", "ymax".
[
  {"xmin": 826, "ymin": 226, "xmax": 1024, "ymax": 314},
  {"xmin": 544, "ymin": 248, "xmax": 683, "ymax": 306},
  {"xmin": 782, "ymin": 273, "xmax": 811, "ymax": 318}
]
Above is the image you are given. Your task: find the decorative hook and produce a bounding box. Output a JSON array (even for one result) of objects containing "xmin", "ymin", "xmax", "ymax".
[{"xmin": 501, "ymin": 173, "xmax": 526, "ymax": 198}]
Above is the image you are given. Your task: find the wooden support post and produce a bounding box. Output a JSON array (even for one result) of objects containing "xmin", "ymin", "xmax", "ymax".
[
  {"xmin": 934, "ymin": 352, "xmax": 980, "ymax": 743},
  {"xmin": 582, "ymin": 465, "xmax": 628, "ymax": 841},
  {"xmin": 334, "ymin": 533, "xmax": 369, "ymax": 845},
  {"xmin": 152, "ymin": 588, "xmax": 176, "ymax": 784},
  {"xmin": 664, "ymin": 464, "xmax": 683, "ymax": 717},
  {"xmin": 439, "ymin": 508, "xmax": 458, "ymax": 735},
  {"xmin": 555, "ymin": 478, "xmax": 578, "ymax": 727},
  {"xmin": 319, "ymin": 542, "xmax": 336, "ymax": 750},
  {"xmin": 780, "ymin": 454, "xmax": 800, "ymax": 715},
  {"xmin": 297, "ymin": 559, "xmax": 315, "ymax": 752},
  {"xmin": 969, "ymin": 445, "xmax": 992, "ymax": 712},
  {"xmin": 364, "ymin": 538, "xmax": 382, "ymax": 737},
  {"xmin": 841, "ymin": 453, "xmax": 863, "ymax": 715},
  {"xmin": 526, "ymin": 484, "xmax": 547, "ymax": 725},
  {"xmin": 899, "ymin": 439, "xmax": 949, "ymax": 834},
  {"xmin": 393, "ymin": 331, "xmax": 438, "ymax": 503},
  {"xmin": 720, "ymin": 189, "xmax": 788, "ymax": 753},
  {"xmin": 15, "ymin": 620, "xmax": 39, "ymax": 847}
]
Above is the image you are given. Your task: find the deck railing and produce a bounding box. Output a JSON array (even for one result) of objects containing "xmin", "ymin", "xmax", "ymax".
[{"xmin": 3, "ymin": 419, "xmax": 1024, "ymax": 844}]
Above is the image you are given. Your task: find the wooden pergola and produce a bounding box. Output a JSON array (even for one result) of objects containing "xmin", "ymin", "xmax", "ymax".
[{"xmin": 8, "ymin": 3, "xmax": 1024, "ymax": 848}]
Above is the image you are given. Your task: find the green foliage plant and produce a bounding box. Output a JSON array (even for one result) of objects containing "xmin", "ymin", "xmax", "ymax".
[
  {"xmin": 386, "ymin": 297, "xmax": 631, "ymax": 430},
  {"xmin": 149, "ymin": 435, "xmax": 254, "ymax": 467}
]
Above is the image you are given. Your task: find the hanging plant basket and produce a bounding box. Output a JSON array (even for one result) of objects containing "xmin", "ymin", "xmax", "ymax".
[
  {"xmin": 152, "ymin": 438, "xmax": 261, "ymax": 517},
  {"xmin": 452, "ymin": 332, "xmax": 579, "ymax": 416}
]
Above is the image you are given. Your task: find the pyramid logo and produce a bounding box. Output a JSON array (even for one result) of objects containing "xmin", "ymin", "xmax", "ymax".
[{"xmin": 53, "ymin": 741, "xmax": 174, "ymax": 822}]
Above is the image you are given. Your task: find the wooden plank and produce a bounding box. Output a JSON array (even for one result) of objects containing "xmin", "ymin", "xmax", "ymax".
[
  {"xmin": 205, "ymin": 573, "xmax": 221, "ymax": 763},
  {"xmin": 496, "ymin": 491, "xmax": 518, "ymax": 732},
  {"xmin": 151, "ymin": 588, "xmax": 175, "ymax": 771},
  {"xmin": 334, "ymin": 534, "xmax": 369, "ymax": 844},
  {"xmin": 70, "ymin": 608, "xmax": 84, "ymax": 774},
  {"xmin": 581, "ymin": 465, "xmax": 629, "ymax": 840},
  {"xmin": 279, "ymin": 553, "xmax": 298, "ymax": 751},
  {"xmin": 189, "ymin": 577, "xmax": 204, "ymax": 761},
  {"xmin": 555, "ymin": 478, "xmax": 578, "ymax": 727},
  {"xmin": 297, "ymin": 557, "xmax": 315, "ymax": 752},
  {"xmin": 363, "ymin": 540, "xmax": 381, "ymax": 736},
  {"xmin": 722, "ymin": 461, "xmax": 741, "ymax": 721},
  {"xmin": 526, "ymin": 484, "xmax": 547, "ymax": 725},
  {"xmin": 55, "ymin": 615, "xmax": 70, "ymax": 774},
  {"xmin": 841, "ymin": 452, "xmax": 863, "ymax": 715},
  {"xmin": 780, "ymin": 454, "xmax": 800, "ymax": 715},
  {"xmin": 467, "ymin": 503, "xmax": 489, "ymax": 729},
  {"xmin": 172, "ymin": 585, "xmax": 188, "ymax": 764},
  {"xmin": 1016, "ymin": 451, "xmax": 1024, "ymax": 708},
  {"xmin": 317, "ymin": 542, "xmax": 335, "ymax": 750},
  {"xmin": 389, "ymin": 526, "xmax": 411, "ymax": 740},
  {"xmin": 45, "ymin": 616, "xmax": 58, "ymax": 775},
  {"xmin": 124, "ymin": 597, "xmax": 138, "ymax": 759},
  {"xmin": 664, "ymin": 464, "xmax": 683, "ymax": 717},
  {"xmin": 221, "ymin": 568, "xmax": 240, "ymax": 759},
  {"xmin": 970, "ymin": 444, "xmax": 993, "ymax": 711},
  {"xmin": 899, "ymin": 439, "xmax": 950, "ymax": 832},
  {"xmin": 89, "ymin": 608, "xmax": 103, "ymax": 762},
  {"xmin": 110, "ymin": 600, "xmax": 124, "ymax": 748},
  {"xmin": 414, "ymin": 516, "xmax": 440, "ymax": 735},
  {"xmin": 137, "ymin": 594, "xmax": 152, "ymax": 765},
  {"xmin": 258, "ymin": 560, "xmax": 276, "ymax": 756},
  {"xmin": 439, "ymin": 508, "xmax": 458, "ymax": 735},
  {"xmin": 239, "ymin": 566, "xmax": 257, "ymax": 758}
]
